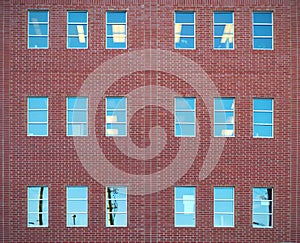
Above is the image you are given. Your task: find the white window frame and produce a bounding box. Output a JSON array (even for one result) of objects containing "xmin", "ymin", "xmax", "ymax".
[
  {"xmin": 252, "ymin": 187, "xmax": 273, "ymax": 228},
  {"xmin": 66, "ymin": 97, "xmax": 88, "ymax": 136},
  {"xmin": 253, "ymin": 98, "xmax": 274, "ymax": 138},
  {"xmin": 66, "ymin": 186, "xmax": 88, "ymax": 227},
  {"xmin": 252, "ymin": 11, "xmax": 273, "ymax": 50},
  {"xmin": 106, "ymin": 186, "xmax": 127, "ymax": 227},
  {"xmin": 106, "ymin": 11, "xmax": 127, "ymax": 49},
  {"xmin": 174, "ymin": 97, "xmax": 196, "ymax": 137},
  {"xmin": 106, "ymin": 97, "xmax": 127, "ymax": 136},
  {"xmin": 27, "ymin": 186, "xmax": 48, "ymax": 227},
  {"xmin": 28, "ymin": 10, "xmax": 49, "ymax": 49},
  {"xmin": 174, "ymin": 11, "xmax": 195, "ymax": 50},
  {"xmin": 213, "ymin": 11, "xmax": 234, "ymax": 50},
  {"xmin": 67, "ymin": 11, "xmax": 88, "ymax": 49},
  {"xmin": 214, "ymin": 187, "xmax": 234, "ymax": 227},
  {"xmin": 27, "ymin": 96, "xmax": 48, "ymax": 136},
  {"xmin": 214, "ymin": 97, "xmax": 235, "ymax": 137}
]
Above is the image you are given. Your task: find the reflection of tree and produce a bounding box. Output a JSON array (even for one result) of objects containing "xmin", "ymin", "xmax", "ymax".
[
  {"xmin": 253, "ymin": 188, "xmax": 272, "ymax": 227},
  {"xmin": 38, "ymin": 187, "xmax": 44, "ymax": 226},
  {"xmin": 107, "ymin": 187, "xmax": 119, "ymax": 225}
]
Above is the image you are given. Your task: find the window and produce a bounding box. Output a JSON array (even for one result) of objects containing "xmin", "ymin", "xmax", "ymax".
[
  {"xmin": 174, "ymin": 11, "xmax": 195, "ymax": 49},
  {"xmin": 106, "ymin": 186, "xmax": 127, "ymax": 227},
  {"xmin": 214, "ymin": 98, "xmax": 234, "ymax": 137},
  {"xmin": 27, "ymin": 97, "xmax": 48, "ymax": 136},
  {"xmin": 214, "ymin": 12, "xmax": 234, "ymax": 49},
  {"xmin": 175, "ymin": 97, "xmax": 195, "ymax": 137},
  {"xmin": 214, "ymin": 187, "xmax": 234, "ymax": 227},
  {"xmin": 67, "ymin": 97, "xmax": 88, "ymax": 136},
  {"xmin": 106, "ymin": 97, "xmax": 127, "ymax": 136},
  {"xmin": 67, "ymin": 11, "xmax": 88, "ymax": 48},
  {"xmin": 28, "ymin": 186, "xmax": 48, "ymax": 227},
  {"xmin": 253, "ymin": 98, "xmax": 273, "ymax": 138},
  {"xmin": 253, "ymin": 12, "xmax": 273, "ymax": 50},
  {"xmin": 175, "ymin": 187, "xmax": 196, "ymax": 227},
  {"xmin": 106, "ymin": 11, "xmax": 127, "ymax": 49},
  {"xmin": 66, "ymin": 186, "xmax": 88, "ymax": 227},
  {"xmin": 28, "ymin": 10, "xmax": 49, "ymax": 48},
  {"xmin": 253, "ymin": 188, "xmax": 273, "ymax": 228}
]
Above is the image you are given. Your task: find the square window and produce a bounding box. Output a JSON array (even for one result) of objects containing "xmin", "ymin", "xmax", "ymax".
[
  {"xmin": 106, "ymin": 11, "xmax": 127, "ymax": 49},
  {"xmin": 66, "ymin": 186, "xmax": 88, "ymax": 227},
  {"xmin": 106, "ymin": 186, "xmax": 127, "ymax": 227},
  {"xmin": 214, "ymin": 98, "xmax": 234, "ymax": 137},
  {"xmin": 106, "ymin": 97, "xmax": 127, "ymax": 136},
  {"xmin": 214, "ymin": 187, "xmax": 234, "ymax": 227},
  {"xmin": 174, "ymin": 11, "xmax": 195, "ymax": 49},
  {"xmin": 67, "ymin": 11, "xmax": 88, "ymax": 49},
  {"xmin": 174, "ymin": 187, "xmax": 196, "ymax": 227},
  {"xmin": 253, "ymin": 12, "xmax": 273, "ymax": 50},
  {"xmin": 27, "ymin": 97, "xmax": 48, "ymax": 136},
  {"xmin": 214, "ymin": 12, "xmax": 234, "ymax": 49},
  {"xmin": 253, "ymin": 188, "xmax": 273, "ymax": 228},
  {"xmin": 67, "ymin": 97, "xmax": 88, "ymax": 136},
  {"xmin": 253, "ymin": 98, "xmax": 273, "ymax": 138},
  {"xmin": 28, "ymin": 186, "xmax": 48, "ymax": 227},
  {"xmin": 28, "ymin": 10, "xmax": 49, "ymax": 48},
  {"xmin": 175, "ymin": 97, "xmax": 195, "ymax": 137}
]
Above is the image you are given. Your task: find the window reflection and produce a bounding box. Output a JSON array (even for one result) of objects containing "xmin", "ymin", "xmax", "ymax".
[
  {"xmin": 28, "ymin": 186, "xmax": 48, "ymax": 227},
  {"xmin": 214, "ymin": 98, "xmax": 235, "ymax": 137},
  {"xmin": 214, "ymin": 187, "xmax": 234, "ymax": 227},
  {"xmin": 253, "ymin": 98, "xmax": 273, "ymax": 138},
  {"xmin": 174, "ymin": 12, "xmax": 195, "ymax": 49},
  {"xmin": 106, "ymin": 12, "xmax": 127, "ymax": 49},
  {"xmin": 253, "ymin": 12, "xmax": 273, "ymax": 50},
  {"xmin": 106, "ymin": 97, "xmax": 127, "ymax": 136},
  {"xmin": 253, "ymin": 188, "xmax": 273, "ymax": 227},
  {"xmin": 214, "ymin": 12, "xmax": 234, "ymax": 49},
  {"xmin": 175, "ymin": 187, "xmax": 195, "ymax": 227}
]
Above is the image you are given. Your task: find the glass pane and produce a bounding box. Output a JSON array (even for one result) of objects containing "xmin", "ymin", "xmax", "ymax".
[
  {"xmin": 106, "ymin": 37, "xmax": 126, "ymax": 48},
  {"xmin": 253, "ymin": 188, "xmax": 272, "ymax": 200},
  {"xmin": 106, "ymin": 110, "xmax": 126, "ymax": 123},
  {"xmin": 67, "ymin": 187, "xmax": 87, "ymax": 199},
  {"xmin": 28, "ymin": 36, "xmax": 48, "ymax": 48},
  {"xmin": 68, "ymin": 124, "xmax": 87, "ymax": 136},
  {"xmin": 28, "ymin": 124, "xmax": 47, "ymax": 136},
  {"xmin": 175, "ymin": 200, "xmax": 195, "ymax": 213},
  {"xmin": 29, "ymin": 110, "xmax": 47, "ymax": 123},
  {"xmin": 67, "ymin": 213, "xmax": 88, "ymax": 226},
  {"xmin": 175, "ymin": 213, "xmax": 195, "ymax": 227},
  {"xmin": 106, "ymin": 124, "xmax": 126, "ymax": 136},
  {"xmin": 253, "ymin": 125, "xmax": 272, "ymax": 137},
  {"xmin": 68, "ymin": 110, "xmax": 87, "ymax": 122},
  {"xmin": 253, "ymin": 214, "xmax": 272, "ymax": 227},
  {"xmin": 28, "ymin": 187, "xmax": 48, "ymax": 199},
  {"xmin": 29, "ymin": 24, "xmax": 48, "ymax": 35},
  {"xmin": 214, "ymin": 25, "xmax": 226, "ymax": 36},
  {"xmin": 28, "ymin": 200, "xmax": 48, "ymax": 213},
  {"xmin": 28, "ymin": 97, "xmax": 47, "ymax": 109},
  {"xmin": 68, "ymin": 24, "xmax": 88, "ymax": 35},
  {"xmin": 175, "ymin": 124, "xmax": 195, "ymax": 136},
  {"xmin": 175, "ymin": 37, "xmax": 194, "ymax": 49},
  {"xmin": 175, "ymin": 111, "xmax": 195, "ymax": 123},
  {"xmin": 214, "ymin": 124, "xmax": 234, "ymax": 137},
  {"xmin": 254, "ymin": 112, "xmax": 272, "ymax": 124},
  {"xmin": 68, "ymin": 97, "xmax": 87, "ymax": 109},
  {"xmin": 214, "ymin": 12, "xmax": 233, "ymax": 24},
  {"xmin": 253, "ymin": 12, "xmax": 272, "ymax": 24},
  {"xmin": 68, "ymin": 12, "xmax": 87, "ymax": 23},
  {"xmin": 214, "ymin": 187, "xmax": 234, "ymax": 200},
  {"xmin": 253, "ymin": 38, "xmax": 272, "ymax": 49},
  {"xmin": 67, "ymin": 200, "xmax": 87, "ymax": 213},
  {"xmin": 254, "ymin": 99, "xmax": 273, "ymax": 111},
  {"xmin": 106, "ymin": 200, "xmax": 127, "ymax": 213},
  {"xmin": 106, "ymin": 97, "xmax": 126, "ymax": 109},
  {"xmin": 179, "ymin": 25, "xmax": 194, "ymax": 36},
  {"xmin": 28, "ymin": 213, "xmax": 48, "ymax": 227},
  {"xmin": 106, "ymin": 213, "xmax": 127, "ymax": 226},
  {"xmin": 175, "ymin": 187, "xmax": 195, "ymax": 199},
  {"xmin": 107, "ymin": 12, "xmax": 126, "ymax": 23},
  {"xmin": 175, "ymin": 12, "xmax": 194, "ymax": 23},
  {"xmin": 214, "ymin": 214, "xmax": 234, "ymax": 227},
  {"xmin": 68, "ymin": 37, "xmax": 88, "ymax": 48},
  {"xmin": 29, "ymin": 11, "xmax": 48, "ymax": 23},
  {"xmin": 215, "ymin": 111, "xmax": 234, "ymax": 123},
  {"xmin": 214, "ymin": 98, "xmax": 234, "ymax": 110},
  {"xmin": 107, "ymin": 24, "xmax": 126, "ymax": 35},
  {"xmin": 214, "ymin": 201, "xmax": 234, "ymax": 213},
  {"xmin": 175, "ymin": 98, "xmax": 195, "ymax": 110},
  {"xmin": 254, "ymin": 25, "xmax": 272, "ymax": 37},
  {"xmin": 214, "ymin": 37, "xmax": 233, "ymax": 49},
  {"xmin": 253, "ymin": 201, "xmax": 272, "ymax": 213},
  {"xmin": 106, "ymin": 187, "xmax": 127, "ymax": 199}
]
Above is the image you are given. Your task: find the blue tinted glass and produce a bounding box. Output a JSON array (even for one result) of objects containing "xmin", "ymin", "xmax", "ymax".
[
  {"xmin": 68, "ymin": 24, "xmax": 88, "ymax": 35},
  {"xmin": 214, "ymin": 37, "xmax": 233, "ymax": 49},
  {"xmin": 107, "ymin": 200, "xmax": 127, "ymax": 212},
  {"xmin": 29, "ymin": 11, "xmax": 48, "ymax": 22},
  {"xmin": 214, "ymin": 98, "xmax": 234, "ymax": 110},
  {"xmin": 175, "ymin": 124, "xmax": 195, "ymax": 136},
  {"xmin": 106, "ymin": 37, "xmax": 126, "ymax": 48},
  {"xmin": 175, "ymin": 187, "xmax": 195, "ymax": 199},
  {"xmin": 68, "ymin": 12, "xmax": 87, "ymax": 23},
  {"xmin": 253, "ymin": 188, "xmax": 272, "ymax": 200},
  {"xmin": 214, "ymin": 201, "xmax": 234, "ymax": 213},
  {"xmin": 28, "ymin": 200, "xmax": 48, "ymax": 212},
  {"xmin": 67, "ymin": 213, "xmax": 87, "ymax": 226},
  {"xmin": 28, "ymin": 124, "xmax": 47, "ymax": 136},
  {"xmin": 67, "ymin": 187, "xmax": 87, "ymax": 199},
  {"xmin": 28, "ymin": 187, "xmax": 48, "ymax": 199},
  {"xmin": 67, "ymin": 200, "xmax": 87, "ymax": 213},
  {"xmin": 28, "ymin": 213, "xmax": 48, "ymax": 227},
  {"xmin": 254, "ymin": 25, "xmax": 272, "ymax": 36},
  {"xmin": 253, "ymin": 214, "xmax": 272, "ymax": 227},
  {"xmin": 175, "ymin": 12, "xmax": 194, "ymax": 23},
  {"xmin": 107, "ymin": 24, "xmax": 126, "ymax": 35},
  {"xmin": 215, "ymin": 111, "xmax": 234, "ymax": 123},
  {"xmin": 253, "ymin": 125, "xmax": 273, "ymax": 137},
  {"xmin": 106, "ymin": 97, "xmax": 126, "ymax": 110},
  {"xmin": 175, "ymin": 200, "xmax": 195, "ymax": 213},
  {"xmin": 107, "ymin": 12, "xmax": 126, "ymax": 23},
  {"xmin": 254, "ymin": 99, "xmax": 273, "ymax": 110},
  {"xmin": 214, "ymin": 12, "xmax": 233, "ymax": 23},
  {"xmin": 28, "ymin": 36, "xmax": 48, "ymax": 48},
  {"xmin": 214, "ymin": 25, "xmax": 226, "ymax": 36},
  {"xmin": 106, "ymin": 124, "xmax": 126, "ymax": 136},
  {"xmin": 68, "ymin": 97, "xmax": 87, "ymax": 109},
  {"xmin": 175, "ymin": 111, "xmax": 195, "ymax": 123},
  {"xmin": 253, "ymin": 12, "xmax": 272, "ymax": 24},
  {"xmin": 253, "ymin": 38, "xmax": 272, "ymax": 49},
  {"xmin": 253, "ymin": 202, "xmax": 272, "ymax": 213},
  {"xmin": 214, "ymin": 214, "xmax": 234, "ymax": 227},
  {"xmin": 68, "ymin": 124, "xmax": 87, "ymax": 136},
  {"xmin": 175, "ymin": 213, "xmax": 195, "ymax": 227},
  {"xmin": 180, "ymin": 25, "xmax": 194, "ymax": 36},
  {"xmin": 214, "ymin": 187, "xmax": 234, "ymax": 199},
  {"xmin": 106, "ymin": 213, "xmax": 127, "ymax": 226},
  {"xmin": 175, "ymin": 98, "xmax": 195, "ymax": 110},
  {"xmin": 68, "ymin": 37, "xmax": 88, "ymax": 48},
  {"xmin": 68, "ymin": 110, "xmax": 87, "ymax": 122},
  {"xmin": 29, "ymin": 24, "xmax": 48, "ymax": 35},
  {"xmin": 29, "ymin": 110, "xmax": 47, "ymax": 122},
  {"xmin": 214, "ymin": 124, "xmax": 234, "ymax": 137},
  {"xmin": 107, "ymin": 110, "xmax": 126, "ymax": 122},
  {"xmin": 28, "ymin": 97, "xmax": 47, "ymax": 109},
  {"xmin": 254, "ymin": 112, "xmax": 272, "ymax": 124},
  {"xmin": 175, "ymin": 37, "xmax": 194, "ymax": 49},
  {"xmin": 107, "ymin": 187, "xmax": 127, "ymax": 199}
]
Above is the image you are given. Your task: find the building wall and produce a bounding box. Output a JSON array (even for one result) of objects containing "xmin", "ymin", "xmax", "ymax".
[{"xmin": 1, "ymin": 0, "xmax": 299, "ymax": 242}]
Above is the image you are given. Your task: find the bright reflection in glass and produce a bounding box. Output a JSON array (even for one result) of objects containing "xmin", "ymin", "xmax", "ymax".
[
  {"xmin": 106, "ymin": 12, "xmax": 126, "ymax": 49},
  {"xmin": 214, "ymin": 12, "xmax": 234, "ymax": 49},
  {"xmin": 28, "ymin": 186, "xmax": 48, "ymax": 227},
  {"xmin": 174, "ymin": 12, "xmax": 195, "ymax": 49},
  {"xmin": 106, "ymin": 97, "xmax": 127, "ymax": 136},
  {"xmin": 175, "ymin": 187, "xmax": 195, "ymax": 227},
  {"xmin": 214, "ymin": 98, "xmax": 234, "ymax": 137},
  {"xmin": 253, "ymin": 188, "xmax": 273, "ymax": 227},
  {"xmin": 67, "ymin": 11, "xmax": 88, "ymax": 48}
]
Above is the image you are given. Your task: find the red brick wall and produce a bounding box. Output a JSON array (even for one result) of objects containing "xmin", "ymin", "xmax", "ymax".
[{"xmin": 2, "ymin": 0, "xmax": 299, "ymax": 242}]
